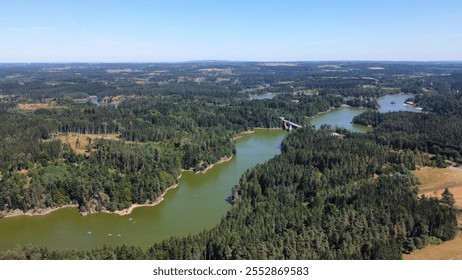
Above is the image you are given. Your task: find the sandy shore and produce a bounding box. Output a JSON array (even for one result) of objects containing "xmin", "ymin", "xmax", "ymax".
[
  {"xmin": 197, "ymin": 155, "xmax": 233, "ymax": 174},
  {"xmin": 1, "ymin": 151, "xmax": 232, "ymax": 218},
  {"xmin": 2, "ymin": 179, "xmax": 182, "ymax": 218},
  {"xmin": 101, "ymin": 182, "xmax": 180, "ymax": 216},
  {"xmin": 1, "ymin": 128, "xmax": 259, "ymax": 218},
  {"xmin": 181, "ymin": 155, "xmax": 233, "ymax": 174},
  {"xmin": 1, "ymin": 204, "xmax": 79, "ymax": 218}
]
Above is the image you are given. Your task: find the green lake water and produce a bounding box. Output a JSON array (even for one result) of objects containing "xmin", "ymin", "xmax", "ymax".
[
  {"xmin": 0, "ymin": 129, "xmax": 286, "ymax": 251},
  {"xmin": 309, "ymin": 93, "xmax": 418, "ymax": 132},
  {"xmin": 309, "ymin": 107, "xmax": 371, "ymax": 133},
  {"xmin": 0, "ymin": 94, "xmax": 418, "ymax": 252}
]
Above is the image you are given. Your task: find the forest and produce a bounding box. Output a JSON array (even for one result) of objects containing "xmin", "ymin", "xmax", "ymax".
[
  {"xmin": 0, "ymin": 61, "xmax": 461, "ymax": 259},
  {"xmin": 1, "ymin": 127, "xmax": 458, "ymax": 259},
  {"xmin": 0, "ymin": 93, "xmax": 342, "ymax": 214}
]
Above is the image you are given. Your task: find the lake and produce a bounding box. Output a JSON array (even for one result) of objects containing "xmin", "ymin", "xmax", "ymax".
[
  {"xmin": 0, "ymin": 94, "xmax": 418, "ymax": 252},
  {"xmin": 0, "ymin": 129, "xmax": 286, "ymax": 251},
  {"xmin": 309, "ymin": 93, "xmax": 418, "ymax": 132}
]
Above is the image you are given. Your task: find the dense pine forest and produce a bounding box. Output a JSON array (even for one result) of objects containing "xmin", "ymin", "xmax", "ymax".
[{"xmin": 0, "ymin": 62, "xmax": 461, "ymax": 259}]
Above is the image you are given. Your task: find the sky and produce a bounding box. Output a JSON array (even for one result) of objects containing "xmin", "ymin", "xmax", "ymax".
[{"xmin": 0, "ymin": 0, "xmax": 461, "ymax": 62}]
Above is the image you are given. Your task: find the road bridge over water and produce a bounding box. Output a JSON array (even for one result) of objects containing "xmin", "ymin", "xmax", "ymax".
[{"xmin": 280, "ymin": 117, "xmax": 303, "ymax": 131}]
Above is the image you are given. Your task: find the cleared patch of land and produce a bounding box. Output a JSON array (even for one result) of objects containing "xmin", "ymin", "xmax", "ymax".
[
  {"xmin": 403, "ymin": 167, "xmax": 462, "ymax": 260},
  {"xmin": 17, "ymin": 102, "xmax": 66, "ymax": 111},
  {"xmin": 194, "ymin": 77, "xmax": 206, "ymax": 83},
  {"xmin": 58, "ymin": 133, "xmax": 121, "ymax": 155},
  {"xmin": 412, "ymin": 167, "xmax": 462, "ymax": 208}
]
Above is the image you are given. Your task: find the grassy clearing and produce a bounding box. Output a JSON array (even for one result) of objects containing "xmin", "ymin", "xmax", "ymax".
[
  {"xmin": 17, "ymin": 102, "xmax": 66, "ymax": 111},
  {"xmin": 403, "ymin": 167, "xmax": 462, "ymax": 260},
  {"xmin": 58, "ymin": 133, "xmax": 121, "ymax": 155},
  {"xmin": 412, "ymin": 167, "xmax": 462, "ymax": 209}
]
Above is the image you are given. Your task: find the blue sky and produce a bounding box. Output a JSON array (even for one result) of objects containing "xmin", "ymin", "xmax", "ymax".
[{"xmin": 0, "ymin": 0, "xmax": 461, "ymax": 62}]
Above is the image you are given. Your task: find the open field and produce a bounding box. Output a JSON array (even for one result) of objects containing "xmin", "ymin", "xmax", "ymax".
[
  {"xmin": 17, "ymin": 102, "xmax": 66, "ymax": 111},
  {"xmin": 412, "ymin": 167, "xmax": 462, "ymax": 208},
  {"xmin": 403, "ymin": 167, "xmax": 462, "ymax": 260},
  {"xmin": 58, "ymin": 133, "xmax": 121, "ymax": 155}
]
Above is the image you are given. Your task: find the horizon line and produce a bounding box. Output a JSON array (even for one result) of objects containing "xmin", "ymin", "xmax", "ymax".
[{"xmin": 1, "ymin": 59, "xmax": 462, "ymax": 64}]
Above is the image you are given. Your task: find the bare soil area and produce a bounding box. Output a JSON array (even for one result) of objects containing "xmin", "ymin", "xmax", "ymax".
[
  {"xmin": 17, "ymin": 102, "xmax": 66, "ymax": 111},
  {"xmin": 58, "ymin": 133, "xmax": 121, "ymax": 155},
  {"xmin": 412, "ymin": 167, "xmax": 462, "ymax": 208}
]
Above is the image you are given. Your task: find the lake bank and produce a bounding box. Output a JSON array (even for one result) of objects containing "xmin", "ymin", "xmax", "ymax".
[
  {"xmin": 0, "ymin": 204, "xmax": 79, "ymax": 218},
  {"xmin": 0, "ymin": 129, "xmax": 287, "ymax": 251},
  {"xmin": 0, "ymin": 151, "xmax": 232, "ymax": 219},
  {"xmin": 88, "ymin": 181, "xmax": 180, "ymax": 217},
  {"xmin": 1, "ymin": 129, "xmax": 260, "ymax": 219}
]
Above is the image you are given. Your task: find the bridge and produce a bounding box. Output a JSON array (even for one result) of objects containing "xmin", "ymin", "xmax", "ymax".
[{"xmin": 280, "ymin": 117, "xmax": 303, "ymax": 131}]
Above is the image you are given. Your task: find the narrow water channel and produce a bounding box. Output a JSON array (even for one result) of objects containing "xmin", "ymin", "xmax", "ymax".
[{"xmin": 0, "ymin": 129, "xmax": 286, "ymax": 251}]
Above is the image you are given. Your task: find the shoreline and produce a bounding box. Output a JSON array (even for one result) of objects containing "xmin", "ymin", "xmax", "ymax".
[
  {"xmin": 197, "ymin": 155, "xmax": 233, "ymax": 174},
  {"xmin": 1, "ymin": 146, "xmax": 235, "ymax": 218},
  {"xmin": 309, "ymin": 104, "xmax": 375, "ymax": 119},
  {"xmin": 308, "ymin": 106, "xmax": 339, "ymax": 118},
  {"xmin": 2, "ymin": 182, "xmax": 181, "ymax": 219},
  {"xmin": 232, "ymin": 129, "xmax": 255, "ymax": 140},
  {"xmin": 0, "ymin": 128, "xmax": 271, "ymax": 218},
  {"xmin": 94, "ymin": 181, "xmax": 180, "ymax": 216},
  {"xmin": 181, "ymin": 155, "xmax": 233, "ymax": 174},
  {"xmin": 1, "ymin": 204, "xmax": 79, "ymax": 218}
]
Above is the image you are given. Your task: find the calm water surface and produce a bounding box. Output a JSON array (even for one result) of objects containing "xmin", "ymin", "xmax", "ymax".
[
  {"xmin": 377, "ymin": 93, "xmax": 421, "ymax": 113},
  {"xmin": 310, "ymin": 94, "xmax": 418, "ymax": 132},
  {"xmin": 309, "ymin": 107, "xmax": 371, "ymax": 133},
  {"xmin": 0, "ymin": 94, "xmax": 418, "ymax": 251},
  {"xmin": 0, "ymin": 129, "xmax": 286, "ymax": 251}
]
